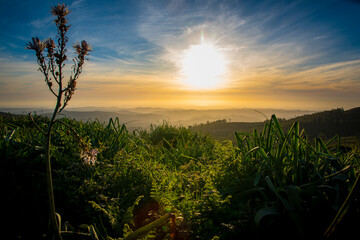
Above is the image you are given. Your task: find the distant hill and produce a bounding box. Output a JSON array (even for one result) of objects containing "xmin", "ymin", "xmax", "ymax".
[
  {"xmin": 281, "ymin": 107, "xmax": 360, "ymax": 139},
  {"xmin": 190, "ymin": 107, "xmax": 360, "ymax": 143},
  {"xmin": 0, "ymin": 112, "xmax": 22, "ymax": 119},
  {"xmin": 42, "ymin": 110, "xmax": 161, "ymax": 131},
  {"xmin": 0, "ymin": 107, "xmax": 315, "ymax": 131}
]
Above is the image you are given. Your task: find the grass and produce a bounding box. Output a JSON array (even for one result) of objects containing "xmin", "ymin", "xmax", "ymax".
[{"xmin": 0, "ymin": 113, "xmax": 359, "ymax": 239}]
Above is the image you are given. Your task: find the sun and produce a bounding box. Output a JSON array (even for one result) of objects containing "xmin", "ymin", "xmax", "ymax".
[{"xmin": 180, "ymin": 37, "xmax": 226, "ymax": 90}]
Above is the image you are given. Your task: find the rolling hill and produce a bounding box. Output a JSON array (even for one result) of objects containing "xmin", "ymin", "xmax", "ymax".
[{"xmin": 190, "ymin": 107, "xmax": 360, "ymax": 143}]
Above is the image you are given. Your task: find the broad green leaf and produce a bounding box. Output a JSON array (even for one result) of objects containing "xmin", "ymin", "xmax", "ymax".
[{"xmin": 254, "ymin": 207, "xmax": 280, "ymax": 227}]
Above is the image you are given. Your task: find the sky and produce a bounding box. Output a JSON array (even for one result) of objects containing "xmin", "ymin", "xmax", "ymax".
[{"xmin": 0, "ymin": 0, "xmax": 360, "ymax": 110}]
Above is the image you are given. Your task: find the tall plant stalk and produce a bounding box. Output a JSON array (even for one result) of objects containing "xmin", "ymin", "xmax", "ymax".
[{"xmin": 26, "ymin": 4, "xmax": 91, "ymax": 239}]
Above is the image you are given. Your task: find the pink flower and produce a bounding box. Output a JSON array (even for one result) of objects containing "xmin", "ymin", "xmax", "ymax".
[{"xmin": 81, "ymin": 149, "xmax": 99, "ymax": 165}]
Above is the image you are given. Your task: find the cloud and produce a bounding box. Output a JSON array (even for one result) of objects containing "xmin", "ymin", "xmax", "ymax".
[
  {"xmin": 313, "ymin": 35, "xmax": 327, "ymax": 40},
  {"xmin": 226, "ymin": 58, "xmax": 360, "ymax": 99},
  {"xmin": 70, "ymin": 0, "xmax": 86, "ymax": 8},
  {"xmin": 136, "ymin": 0, "xmax": 253, "ymax": 84},
  {"xmin": 279, "ymin": 59, "xmax": 360, "ymax": 90},
  {"xmin": 29, "ymin": 16, "xmax": 53, "ymax": 29},
  {"xmin": 136, "ymin": 1, "xmax": 338, "ymax": 77},
  {"xmin": 138, "ymin": 1, "xmax": 246, "ymax": 49}
]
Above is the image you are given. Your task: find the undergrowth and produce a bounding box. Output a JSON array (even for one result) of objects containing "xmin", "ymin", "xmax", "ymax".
[{"xmin": 1, "ymin": 114, "xmax": 359, "ymax": 240}]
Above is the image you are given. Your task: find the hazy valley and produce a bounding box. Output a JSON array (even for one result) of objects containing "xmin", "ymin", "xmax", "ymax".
[{"xmin": 0, "ymin": 107, "xmax": 316, "ymax": 131}]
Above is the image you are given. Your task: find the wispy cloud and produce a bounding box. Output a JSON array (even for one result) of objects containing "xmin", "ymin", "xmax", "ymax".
[
  {"xmin": 136, "ymin": 0, "xmax": 349, "ymax": 86},
  {"xmin": 29, "ymin": 16, "xmax": 53, "ymax": 29},
  {"xmin": 70, "ymin": 0, "xmax": 86, "ymax": 8}
]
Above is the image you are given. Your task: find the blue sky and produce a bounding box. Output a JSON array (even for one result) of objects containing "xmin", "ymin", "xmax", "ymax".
[{"xmin": 1, "ymin": 0, "xmax": 360, "ymax": 110}]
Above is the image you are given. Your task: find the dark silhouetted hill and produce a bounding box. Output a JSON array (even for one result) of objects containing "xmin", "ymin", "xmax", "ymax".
[
  {"xmin": 281, "ymin": 107, "xmax": 360, "ymax": 139},
  {"xmin": 190, "ymin": 107, "xmax": 360, "ymax": 142}
]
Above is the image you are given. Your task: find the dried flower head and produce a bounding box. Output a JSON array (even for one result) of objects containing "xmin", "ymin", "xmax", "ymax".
[
  {"xmin": 50, "ymin": 3, "xmax": 71, "ymax": 18},
  {"xmin": 45, "ymin": 38, "xmax": 55, "ymax": 51},
  {"xmin": 44, "ymin": 38, "xmax": 56, "ymax": 58},
  {"xmin": 26, "ymin": 37, "xmax": 45, "ymax": 53},
  {"xmin": 73, "ymin": 40, "xmax": 92, "ymax": 60},
  {"xmin": 51, "ymin": 3, "xmax": 71, "ymax": 36}
]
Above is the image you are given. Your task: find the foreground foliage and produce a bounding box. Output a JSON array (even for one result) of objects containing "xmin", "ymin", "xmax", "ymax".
[{"xmin": 1, "ymin": 114, "xmax": 359, "ymax": 239}]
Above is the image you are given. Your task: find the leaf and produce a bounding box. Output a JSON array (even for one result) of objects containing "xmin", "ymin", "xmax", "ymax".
[
  {"xmin": 254, "ymin": 170, "xmax": 262, "ymax": 186},
  {"xmin": 78, "ymin": 224, "xmax": 90, "ymax": 231},
  {"xmin": 89, "ymin": 225, "xmax": 99, "ymax": 240},
  {"xmin": 271, "ymin": 114, "xmax": 285, "ymax": 141},
  {"xmin": 254, "ymin": 207, "xmax": 280, "ymax": 227},
  {"xmin": 123, "ymin": 213, "xmax": 173, "ymax": 240},
  {"xmin": 257, "ymin": 147, "xmax": 269, "ymax": 160},
  {"xmin": 265, "ymin": 176, "xmax": 294, "ymax": 212},
  {"xmin": 244, "ymin": 146, "xmax": 260, "ymax": 159},
  {"xmin": 286, "ymin": 185, "xmax": 303, "ymax": 212},
  {"xmin": 324, "ymin": 171, "xmax": 360, "ymax": 238},
  {"xmin": 265, "ymin": 176, "xmax": 276, "ymax": 193},
  {"xmin": 5, "ymin": 129, "xmax": 16, "ymax": 141}
]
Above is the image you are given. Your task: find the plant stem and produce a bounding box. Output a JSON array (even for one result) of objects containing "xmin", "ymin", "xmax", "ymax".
[
  {"xmin": 46, "ymin": 90, "xmax": 63, "ymax": 240},
  {"xmin": 45, "ymin": 127, "xmax": 61, "ymax": 240}
]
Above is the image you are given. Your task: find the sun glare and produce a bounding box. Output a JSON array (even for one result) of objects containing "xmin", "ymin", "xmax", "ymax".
[{"xmin": 180, "ymin": 37, "xmax": 226, "ymax": 90}]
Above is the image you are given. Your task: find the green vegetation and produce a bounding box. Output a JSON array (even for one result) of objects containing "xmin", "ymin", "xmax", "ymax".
[{"xmin": 1, "ymin": 113, "xmax": 359, "ymax": 239}]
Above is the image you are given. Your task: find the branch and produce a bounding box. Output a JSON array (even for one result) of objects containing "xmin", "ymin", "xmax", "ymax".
[
  {"xmin": 45, "ymin": 38, "xmax": 60, "ymax": 85},
  {"xmin": 55, "ymin": 119, "xmax": 88, "ymax": 150},
  {"xmin": 58, "ymin": 94, "xmax": 70, "ymax": 113},
  {"xmin": 28, "ymin": 113, "xmax": 46, "ymax": 135},
  {"xmin": 38, "ymin": 56, "xmax": 58, "ymax": 98},
  {"xmin": 49, "ymin": 56, "xmax": 60, "ymax": 85},
  {"xmin": 48, "ymin": 85, "xmax": 58, "ymax": 97},
  {"xmin": 58, "ymin": 104, "xmax": 67, "ymax": 114},
  {"xmin": 44, "ymin": 77, "xmax": 58, "ymax": 97},
  {"xmin": 43, "ymin": 74, "xmax": 58, "ymax": 97}
]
